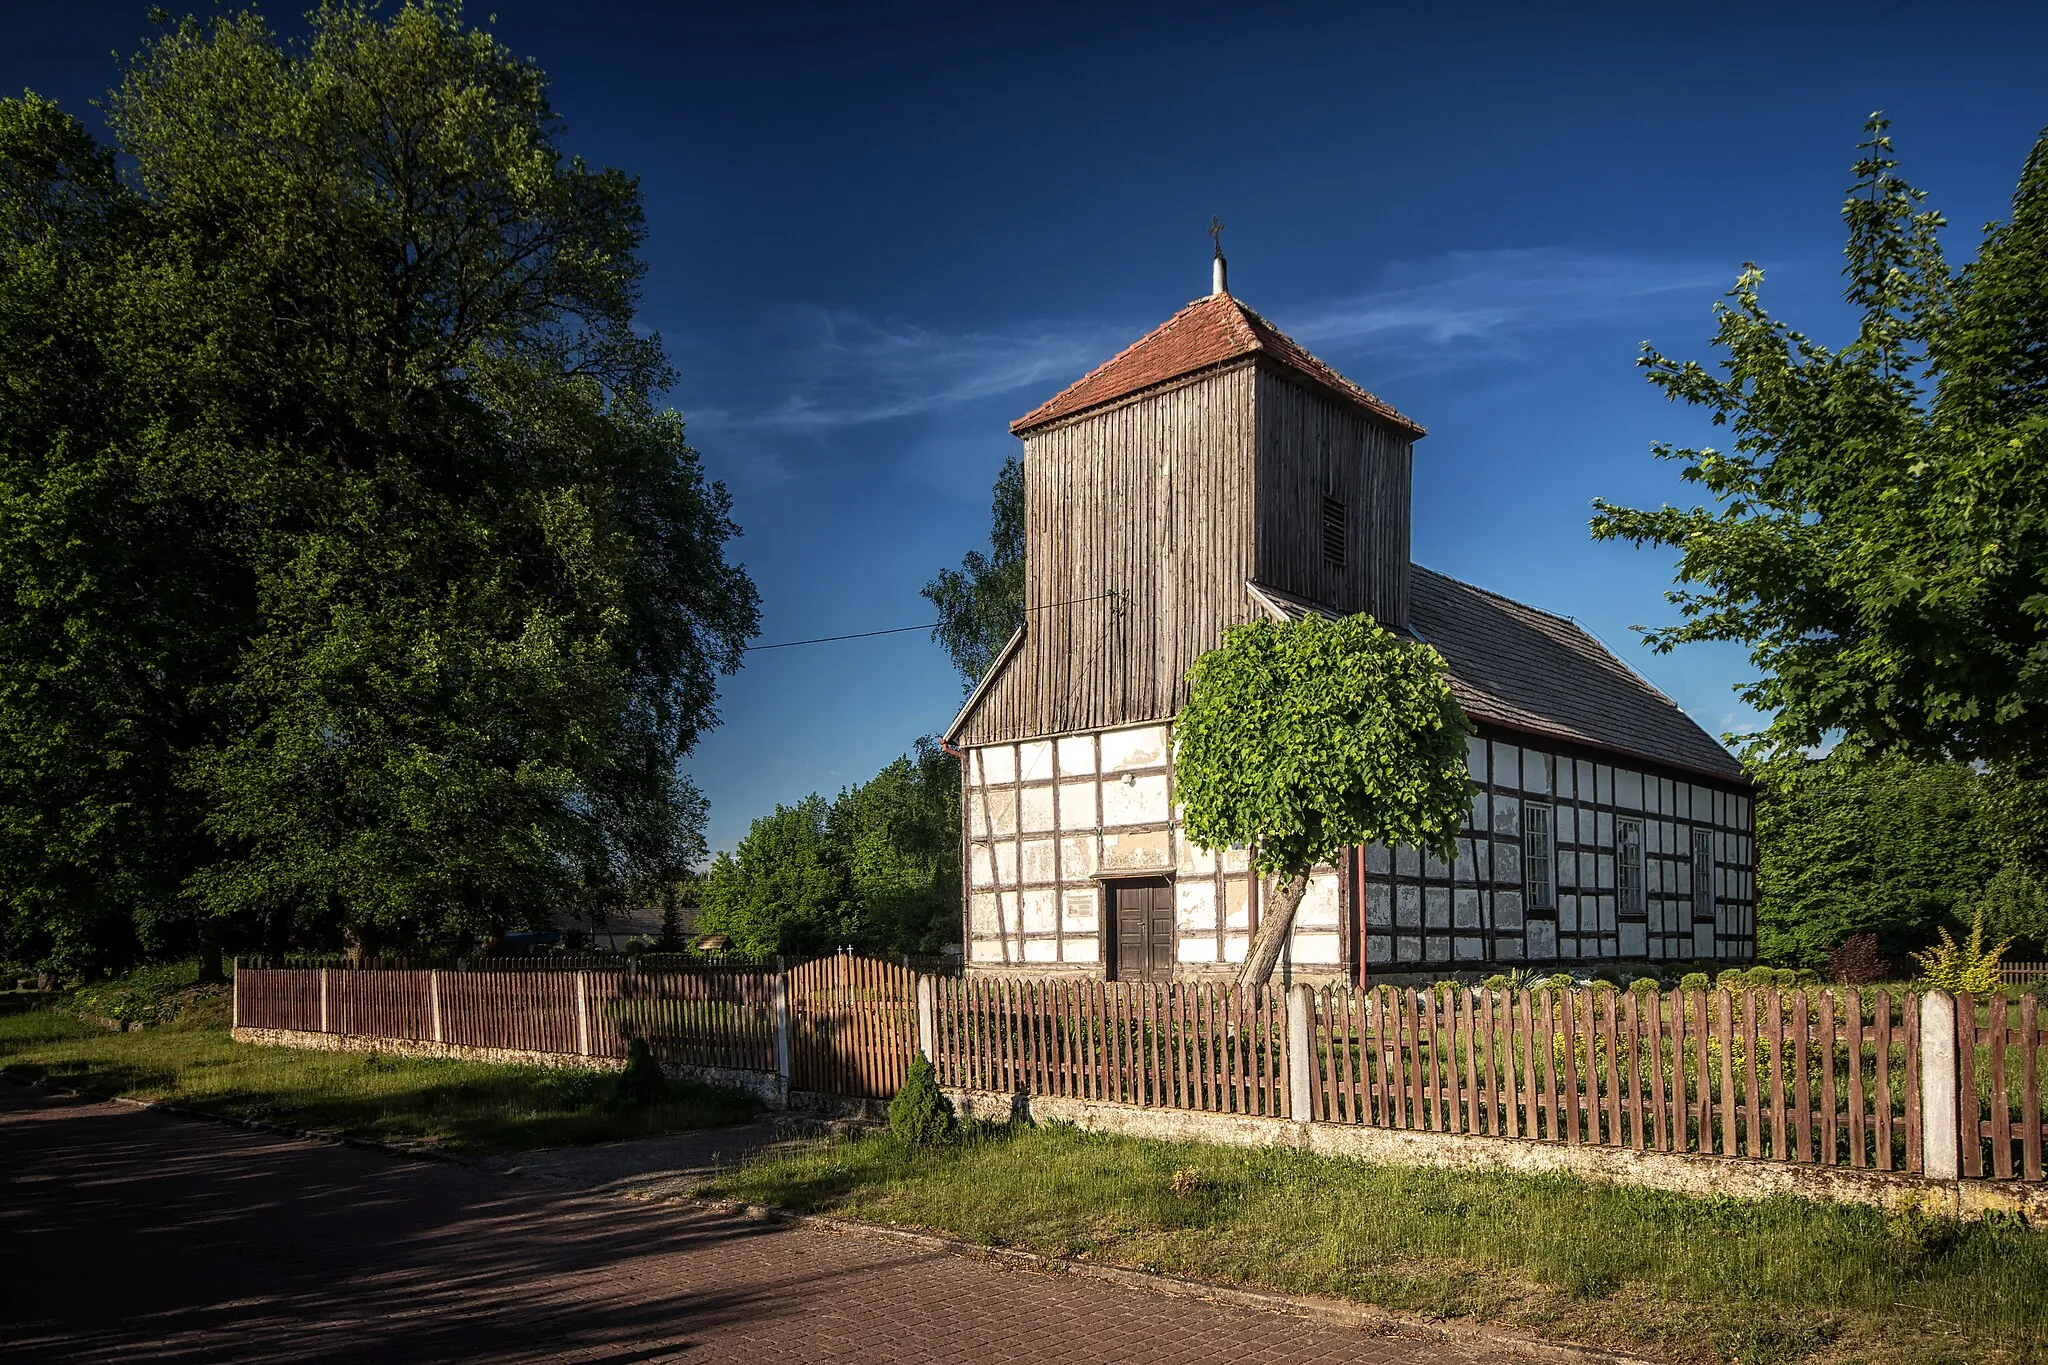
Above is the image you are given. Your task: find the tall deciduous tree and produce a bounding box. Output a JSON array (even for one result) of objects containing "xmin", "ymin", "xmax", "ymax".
[
  {"xmin": 1175, "ymin": 615, "xmax": 1472, "ymax": 987},
  {"xmin": 0, "ymin": 3, "xmax": 759, "ymax": 974},
  {"xmin": 1591, "ymin": 116, "xmax": 2048, "ymax": 775},
  {"xmin": 922, "ymin": 455, "xmax": 1023, "ymax": 690}
]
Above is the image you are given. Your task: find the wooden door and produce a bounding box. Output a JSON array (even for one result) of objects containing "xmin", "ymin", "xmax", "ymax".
[{"xmin": 1110, "ymin": 879, "xmax": 1175, "ymax": 982}]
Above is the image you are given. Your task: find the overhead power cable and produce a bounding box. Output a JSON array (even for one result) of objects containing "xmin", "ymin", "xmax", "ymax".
[{"xmin": 744, "ymin": 591, "xmax": 1118, "ymax": 653}]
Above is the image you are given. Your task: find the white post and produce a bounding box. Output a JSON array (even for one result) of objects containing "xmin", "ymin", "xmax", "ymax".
[
  {"xmin": 1287, "ymin": 984, "xmax": 1314, "ymax": 1123},
  {"xmin": 773, "ymin": 962, "xmax": 792, "ymax": 1091},
  {"xmin": 319, "ymin": 968, "xmax": 330, "ymax": 1034},
  {"xmin": 230, "ymin": 961, "xmax": 240, "ymax": 1029},
  {"xmin": 429, "ymin": 970, "xmax": 443, "ymax": 1044},
  {"xmin": 1920, "ymin": 989, "xmax": 1960, "ymax": 1181},
  {"xmin": 575, "ymin": 970, "xmax": 591, "ymax": 1057},
  {"xmin": 915, "ymin": 975, "xmax": 936, "ymax": 1061}
]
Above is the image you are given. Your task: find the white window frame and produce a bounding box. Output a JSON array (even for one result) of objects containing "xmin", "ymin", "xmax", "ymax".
[
  {"xmin": 1523, "ymin": 802, "xmax": 1554, "ymax": 910},
  {"xmin": 1616, "ymin": 816, "xmax": 1645, "ymax": 915},
  {"xmin": 1691, "ymin": 827, "xmax": 1714, "ymax": 923}
]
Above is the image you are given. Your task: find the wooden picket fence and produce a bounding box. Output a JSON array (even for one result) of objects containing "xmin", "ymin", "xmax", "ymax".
[
  {"xmin": 1961, "ymin": 990, "xmax": 2045, "ymax": 1182},
  {"xmin": 1306, "ymin": 985, "xmax": 1927, "ymax": 1173},
  {"xmin": 786, "ymin": 951, "xmax": 917, "ymax": 1098},
  {"xmin": 234, "ymin": 962, "xmax": 778, "ymax": 1073},
  {"xmin": 927, "ymin": 978, "xmax": 1287, "ymax": 1116}
]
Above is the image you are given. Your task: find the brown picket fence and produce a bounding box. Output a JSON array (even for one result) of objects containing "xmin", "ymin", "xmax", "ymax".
[
  {"xmin": 927, "ymin": 977, "xmax": 1288, "ymax": 1116},
  {"xmin": 1960, "ymin": 991, "xmax": 2047, "ymax": 1182},
  {"xmin": 787, "ymin": 951, "xmax": 917, "ymax": 1098},
  {"xmin": 1307, "ymin": 985, "xmax": 1926, "ymax": 1172},
  {"xmin": 234, "ymin": 963, "xmax": 777, "ymax": 1073}
]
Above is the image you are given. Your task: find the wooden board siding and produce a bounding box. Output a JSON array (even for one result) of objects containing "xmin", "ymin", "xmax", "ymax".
[
  {"xmin": 956, "ymin": 365, "xmax": 1260, "ymax": 747},
  {"xmin": 1253, "ymin": 367, "xmax": 1414, "ymax": 630}
]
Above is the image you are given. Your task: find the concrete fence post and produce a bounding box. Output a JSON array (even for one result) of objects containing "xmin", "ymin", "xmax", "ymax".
[
  {"xmin": 773, "ymin": 959, "xmax": 792, "ymax": 1099},
  {"xmin": 1920, "ymin": 989, "xmax": 1960, "ymax": 1181},
  {"xmin": 319, "ymin": 967, "xmax": 330, "ymax": 1034},
  {"xmin": 230, "ymin": 960, "xmax": 240, "ymax": 1030},
  {"xmin": 429, "ymin": 970, "xmax": 443, "ymax": 1044},
  {"xmin": 575, "ymin": 971, "xmax": 591, "ymax": 1057},
  {"xmin": 1287, "ymin": 984, "xmax": 1314, "ymax": 1123},
  {"xmin": 915, "ymin": 975, "xmax": 936, "ymax": 1062}
]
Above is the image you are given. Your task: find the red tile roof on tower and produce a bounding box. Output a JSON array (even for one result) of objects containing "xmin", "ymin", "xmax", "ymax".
[{"xmin": 1010, "ymin": 291, "xmax": 1426, "ymax": 438}]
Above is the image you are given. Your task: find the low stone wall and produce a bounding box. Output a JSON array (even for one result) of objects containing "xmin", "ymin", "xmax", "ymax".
[
  {"xmin": 943, "ymin": 1086, "xmax": 2048, "ymax": 1221},
  {"xmin": 231, "ymin": 1026, "xmax": 788, "ymax": 1109}
]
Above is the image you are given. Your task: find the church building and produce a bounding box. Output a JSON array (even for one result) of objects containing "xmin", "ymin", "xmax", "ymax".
[{"xmin": 945, "ymin": 251, "xmax": 1755, "ymax": 984}]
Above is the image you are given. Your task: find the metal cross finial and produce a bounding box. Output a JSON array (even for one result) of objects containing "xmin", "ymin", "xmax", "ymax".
[{"xmin": 1208, "ymin": 216, "xmax": 1225, "ymax": 258}]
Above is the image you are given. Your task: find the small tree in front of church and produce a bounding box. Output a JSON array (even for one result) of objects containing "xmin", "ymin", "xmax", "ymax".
[{"xmin": 1176, "ymin": 615, "xmax": 1473, "ymax": 988}]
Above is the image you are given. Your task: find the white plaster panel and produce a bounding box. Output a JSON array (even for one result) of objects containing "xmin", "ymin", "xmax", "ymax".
[
  {"xmin": 984, "ymin": 789, "xmax": 1018, "ymax": 837},
  {"xmin": 1559, "ymin": 896, "xmax": 1578, "ymax": 931},
  {"xmin": 1224, "ymin": 934, "xmax": 1250, "ymax": 963},
  {"xmin": 1178, "ymin": 840, "xmax": 1216, "ymax": 876},
  {"xmin": 1524, "ymin": 750, "xmax": 1552, "ymax": 795},
  {"xmin": 1297, "ymin": 872, "xmax": 1340, "ymax": 930},
  {"xmin": 1495, "ymin": 890, "xmax": 1523, "ymax": 930},
  {"xmin": 1021, "ymin": 888, "xmax": 1057, "ymax": 934},
  {"xmin": 1225, "ymin": 879, "xmax": 1250, "ymax": 931},
  {"xmin": 969, "ymin": 842, "xmax": 995, "ymax": 889},
  {"xmin": 1454, "ymin": 888, "xmax": 1481, "ymax": 929},
  {"xmin": 1178, "ymin": 934, "xmax": 1219, "ymax": 964},
  {"xmin": 1694, "ymin": 922, "xmax": 1715, "ymax": 956},
  {"xmin": 1056, "ymin": 734, "xmax": 1096, "ymax": 776},
  {"xmin": 1396, "ymin": 937, "xmax": 1422, "ymax": 962},
  {"xmin": 1061, "ymin": 936, "xmax": 1099, "ymax": 964},
  {"xmin": 1023, "ymin": 938, "xmax": 1058, "ymax": 963},
  {"xmin": 1057, "ymin": 781, "xmax": 1097, "ymax": 831},
  {"xmin": 1366, "ymin": 934, "xmax": 1393, "ymax": 964},
  {"xmin": 1528, "ymin": 920, "xmax": 1557, "ymax": 958},
  {"xmin": 1060, "ymin": 834, "xmax": 1099, "ymax": 878},
  {"xmin": 970, "ymin": 936, "xmax": 1006, "ymax": 963},
  {"xmin": 1061, "ymin": 890, "xmax": 1098, "ymax": 934},
  {"xmin": 968, "ymin": 798, "xmax": 987, "ymax": 839},
  {"xmin": 1289, "ymin": 931, "xmax": 1341, "ymax": 965},
  {"xmin": 1466, "ymin": 736, "xmax": 1487, "ymax": 780},
  {"xmin": 1100, "ymin": 829, "xmax": 1170, "ymax": 871},
  {"xmin": 1020, "ymin": 839, "xmax": 1056, "ymax": 886},
  {"xmin": 977, "ymin": 745, "xmax": 1015, "ymax": 785},
  {"xmin": 1019, "ymin": 785, "xmax": 1056, "ymax": 834},
  {"xmin": 1617, "ymin": 769, "xmax": 1644, "ymax": 811},
  {"xmin": 994, "ymin": 841, "xmax": 1018, "ymax": 886},
  {"xmin": 1620, "ymin": 922, "xmax": 1647, "ymax": 957},
  {"xmin": 1490, "ymin": 794, "xmax": 1521, "ymax": 837},
  {"xmin": 1455, "ymin": 936, "xmax": 1486, "ymax": 960},
  {"xmin": 1101, "ymin": 773, "xmax": 1169, "ymax": 827},
  {"xmin": 1222, "ymin": 846, "xmax": 1250, "ymax": 874},
  {"xmin": 1425, "ymin": 887, "xmax": 1450, "ymax": 929},
  {"xmin": 1100, "ymin": 725, "xmax": 1168, "ymax": 772},
  {"xmin": 1176, "ymin": 880, "xmax": 1216, "ymax": 932},
  {"xmin": 1019, "ymin": 740, "xmax": 1055, "ymax": 782},
  {"xmin": 1395, "ymin": 884, "xmax": 1421, "ymax": 927},
  {"xmin": 969, "ymin": 892, "xmax": 999, "ymax": 935},
  {"xmin": 1425, "ymin": 935, "xmax": 1450, "ymax": 962},
  {"xmin": 1491, "ymin": 742, "xmax": 1521, "ymax": 790}
]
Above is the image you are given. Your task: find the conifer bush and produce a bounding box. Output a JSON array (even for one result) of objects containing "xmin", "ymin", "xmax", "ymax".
[
  {"xmin": 611, "ymin": 1037, "xmax": 670, "ymax": 1110},
  {"xmin": 889, "ymin": 1054, "xmax": 955, "ymax": 1146}
]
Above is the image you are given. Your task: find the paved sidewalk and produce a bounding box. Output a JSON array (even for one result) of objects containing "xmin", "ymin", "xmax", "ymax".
[{"xmin": 0, "ymin": 1083, "xmax": 1482, "ymax": 1364}]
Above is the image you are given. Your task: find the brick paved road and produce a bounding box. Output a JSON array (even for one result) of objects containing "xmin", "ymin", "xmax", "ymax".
[{"xmin": 0, "ymin": 1083, "xmax": 1480, "ymax": 1364}]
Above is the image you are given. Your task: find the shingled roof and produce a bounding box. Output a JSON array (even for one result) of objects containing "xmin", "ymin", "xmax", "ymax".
[
  {"xmin": 1250, "ymin": 570, "xmax": 1746, "ymax": 783},
  {"xmin": 1011, "ymin": 292, "xmax": 1426, "ymax": 438}
]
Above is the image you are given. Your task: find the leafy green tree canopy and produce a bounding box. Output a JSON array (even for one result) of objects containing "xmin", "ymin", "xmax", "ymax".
[
  {"xmin": 1591, "ymin": 115, "xmax": 2048, "ymax": 772},
  {"xmin": 0, "ymin": 3, "xmax": 759, "ymax": 974},
  {"xmin": 923, "ymin": 454, "xmax": 1023, "ymax": 690},
  {"xmin": 1175, "ymin": 615, "xmax": 1472, "ymax": 986}
]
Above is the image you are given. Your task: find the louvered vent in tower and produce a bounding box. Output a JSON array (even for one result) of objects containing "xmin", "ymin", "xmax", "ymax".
[{"xmin": 1321, "ymin": 495, "xmax": 1346, "ymax": 569}]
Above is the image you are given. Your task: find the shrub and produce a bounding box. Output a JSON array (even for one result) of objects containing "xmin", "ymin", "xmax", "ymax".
[
  {"xmin": 1911, "ymin": 907, "xmax": 2014, "ymax": 995},
  {"xmin": 1678, "ymin": 972, "xmax": 1710, "ymax": 993},
  {"xmin": 610, "ymin": 1037, "xmax": 670, "ymax": 1110},
  {"xmin": 1629, "ymin": 976, "xmax": 1660, "ymax": 996},
  {"xmin": 1482, "ymin": 973, "xmax": 1511, "ymax": 992},
  {"xmin": 1543, "ymin": 973, "xmax": 1576, "ymax": 991},
  {"xmin": 1716, "ymin": 968, "xmax": 1746, "ymax": 989},
  {"xmin": 889, "ymin": 1054, "xmax": 955, "ymax": 1146},
  {"xmin": 1827, "ymin": 932, "xmax": 1889, "ymax": 984},
  {"xmin": 1741, "ymin": 965, "xmax": 1779, "ymax": 988}
]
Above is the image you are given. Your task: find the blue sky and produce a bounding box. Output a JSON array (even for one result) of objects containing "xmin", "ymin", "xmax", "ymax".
[{"xmin": 6, "ymin": 2, "xmax": 2047, "ymax": 853}]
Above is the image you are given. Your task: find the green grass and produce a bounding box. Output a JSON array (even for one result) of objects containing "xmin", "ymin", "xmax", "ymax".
[
  {"xmin": 704, "ymin": 1121, "xmax": 2048, "ymax": 1365},
  {"xmin": 0, "ymin": 981, "xmax": 760, "ymax": 1155}
]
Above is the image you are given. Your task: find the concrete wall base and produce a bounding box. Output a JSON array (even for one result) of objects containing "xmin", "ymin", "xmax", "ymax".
[
  {"xmin": 941, "ymin": 1087, "xmax": 2048, "ymax": 1221},
  {"xmin": 231, "ymin": 1026, "xmax": 789, "ymax": 1109}
]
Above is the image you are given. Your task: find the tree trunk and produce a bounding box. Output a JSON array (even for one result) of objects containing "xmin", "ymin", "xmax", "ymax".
[
  {"xmin": 194, "ymin": 910, "xmax": 224, "ymax": 985},
  {"xmin": 1236, "ymin": 868, "xmax": 1311, "ymax": 988}
]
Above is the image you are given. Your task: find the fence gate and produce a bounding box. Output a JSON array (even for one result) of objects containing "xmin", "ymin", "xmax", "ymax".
[{"xmin": 788, "ymin": 951, "xmax": 917, "ymax": 1098}]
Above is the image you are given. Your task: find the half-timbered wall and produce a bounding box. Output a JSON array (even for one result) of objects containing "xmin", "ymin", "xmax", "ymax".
[
  {"xmin": 1362, "ymin": 728, "xmax": 1755, "ymax": 970},
  {"xmin": 1252, "ymin": 368, "xmax": 1414, "ymax": 629},
  {"xmin": 954, "ymin": 366, "xmax": 1260, "ymax": 747},
  {"xmin": 961, "ymin": 722, "xmax": 1345, "ymax": 976}
]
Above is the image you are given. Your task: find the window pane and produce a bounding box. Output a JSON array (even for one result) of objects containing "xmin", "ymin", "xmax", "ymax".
[
  {"xmin": 1524, "ymin": 802, "xmax": 1554, "ymax": 910},
  {"xmin": 1616, "ymin": 817, "xmax": 1644, "ymax": 914}
]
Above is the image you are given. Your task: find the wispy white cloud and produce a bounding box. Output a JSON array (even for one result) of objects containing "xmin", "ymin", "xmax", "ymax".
[
  {"xmin": 712, "ymin": 307, "xmax": 1119, "ymax": 433},
  {"xmin": 692, "ymin": 248, "xmax": 1731, "ymax": 438},
  {"xmin": 1280, "ymin": 247, "xmax": 1729, "ymax": 370}
]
